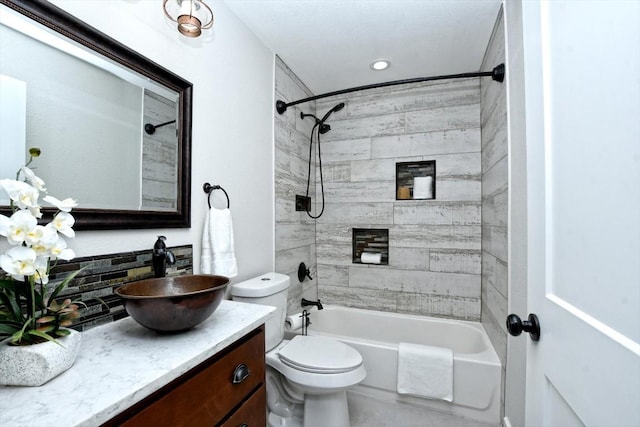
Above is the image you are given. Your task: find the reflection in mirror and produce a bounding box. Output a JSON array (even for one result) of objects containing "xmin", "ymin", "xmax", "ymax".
[{"xmin": 0, "ymin": 0, "xmax": 192, "ymax": 229}]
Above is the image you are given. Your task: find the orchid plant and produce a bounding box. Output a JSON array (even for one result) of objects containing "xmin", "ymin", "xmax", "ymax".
[{"xmin": 0, "ymin": 148, "xmax": 82, "ymax": 345}]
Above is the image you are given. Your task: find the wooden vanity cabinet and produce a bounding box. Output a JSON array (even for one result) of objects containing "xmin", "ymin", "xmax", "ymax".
[{"xmin": 103, "ymin": 326, "xmax": 266, "ymax": 427}]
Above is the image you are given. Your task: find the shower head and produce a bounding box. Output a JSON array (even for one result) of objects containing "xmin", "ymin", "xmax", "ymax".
[{"xmin": 320, "ymin": 102, "xmax": 345, "ymax": 123}]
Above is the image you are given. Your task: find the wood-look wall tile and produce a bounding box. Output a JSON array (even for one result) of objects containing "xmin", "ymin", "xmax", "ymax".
[
  {"xmin": 435, "ymin": 176, "xmax": 482, "ymax": 202},
  {"xmin": 389, "ymin": 246, "xmax": 430, "ymax": 270},
  {"xmin": 323, "ymin": 181, "xmax": 395, "ymax": 203},
  {"xmin": 371, "ymin": 128, "xmax": 481, "ymax": 159},
  {"xmin": 429, "ymin": 249, "xmax": 481, "ymax": 274},
  {"xmin": 275, "ymin": 222, "xmax": 316, "ymax": 251},
  {"xmin": 316, "ymin": 202, "xmax": 394, "ymax": 225},
  {"xmin": 321, "ymin": 138, "xmax": 372, "ymax": 162},
  {"xmin": 321, "ymin": 162, "xmax": 351, "ymax": 183},
  {"xmin": 316, "ymin": 243, "xmax": 352, "ymax": 266},
  {"xmin": 393, "ymin": 202, "xmax": 481, "ymax": 226},
  {"xmin": 406, "ymin": 104, "xmax": 480, "ymax": 134},
  {"xmin": 321, "ymin": 113, "xmax": 406, "ymax": 142},
  {"xmin": 316, "ymin": 264, "xmax": 349, "ymax": 287},
  {"xmin": 390, "ymin": 225, "xmax": 481, "ymax": 249},
  {"xmin": 351, "ymin": 159, "xmax": 395, "ymax": 181},
  {"xmin": 348, "ymin": 266, "xmax": 480, "ymax": 298},
  {"xmin": 319, "ymin": 284, "xmax": 398, "ymax": 312}
]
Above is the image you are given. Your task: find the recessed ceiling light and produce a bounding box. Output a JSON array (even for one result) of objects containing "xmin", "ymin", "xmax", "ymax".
[{"xmin": 370, "ymin": 59, "xmax": 390, "ymax": 71}]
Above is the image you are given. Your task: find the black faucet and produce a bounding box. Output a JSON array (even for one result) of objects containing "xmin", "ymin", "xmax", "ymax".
[
  {"xmin": 301, "ymin": 298, "xmax": 323, "ymax": 310},
  {"xmin": 152, "ymin": 236, "xmax": 176, "ymax": 278}
]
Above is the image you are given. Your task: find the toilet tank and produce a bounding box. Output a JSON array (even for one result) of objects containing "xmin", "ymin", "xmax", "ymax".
[{"xmin": 230, "ymin": 272, "xmax": 290, "ymax": 351}]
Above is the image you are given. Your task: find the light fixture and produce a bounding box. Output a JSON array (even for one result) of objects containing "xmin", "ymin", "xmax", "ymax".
[
  {"xmin": 163, "ymin": 0, "xmax": 214, "ymax": 38},
  {"xmin": 370, "ymin": 59, "xmax": 390, "ymax": 71}
]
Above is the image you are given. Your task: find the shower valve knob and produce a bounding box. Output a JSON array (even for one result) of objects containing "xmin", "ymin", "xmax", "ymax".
[{"xmin": 298, "ymin": 262, "xmax": 313, "ymax": 282}]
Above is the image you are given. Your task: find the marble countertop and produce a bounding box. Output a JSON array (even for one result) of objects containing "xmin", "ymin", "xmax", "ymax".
[{"xmin": 0, "ymin": 300, "xmax": 275, "ymax": 427}]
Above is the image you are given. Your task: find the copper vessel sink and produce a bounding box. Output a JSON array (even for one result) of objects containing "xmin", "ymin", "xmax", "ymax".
[{"xmin": 115, "ymin": 275, "xmax": 229, "ymax": 332}]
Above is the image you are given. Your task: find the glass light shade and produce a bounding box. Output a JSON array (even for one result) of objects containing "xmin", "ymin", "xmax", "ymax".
[
  {"xmin": 163, "ymin": 0, "xmax": 214, "ymax": 38},
  {"xmin": 370, "ymin": 59, "xmax": 390, "ymax": 71}
]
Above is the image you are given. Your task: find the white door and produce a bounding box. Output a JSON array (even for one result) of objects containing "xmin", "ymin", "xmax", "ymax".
[{"xmin": 520, "ymin": 1, "xmax": 640, "ymax": 426}]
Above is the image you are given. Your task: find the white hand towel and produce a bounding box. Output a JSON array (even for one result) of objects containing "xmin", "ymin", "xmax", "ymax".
[
  {"xmin": 200, "ymin": 208, "xmax": 238, "ymax": 277},
  {"xmin": 397, "ymin": 342, "xmax": 453, "ymax": 402}
]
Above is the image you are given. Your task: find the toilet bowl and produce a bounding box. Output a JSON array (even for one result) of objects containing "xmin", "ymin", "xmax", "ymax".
[{"xmin": 231, "ymin": 273, "xmax": 366, "ymax": 427}]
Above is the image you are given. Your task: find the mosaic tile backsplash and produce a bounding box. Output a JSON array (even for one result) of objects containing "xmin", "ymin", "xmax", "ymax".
[{"xmin": 46, "ymin": 245, "xmax": 193, "ymax": 331}]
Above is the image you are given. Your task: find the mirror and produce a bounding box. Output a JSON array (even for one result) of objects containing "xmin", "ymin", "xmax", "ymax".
[{"xmin": 0, "ymin": 0, "xmax": 192, "ymax": 229}]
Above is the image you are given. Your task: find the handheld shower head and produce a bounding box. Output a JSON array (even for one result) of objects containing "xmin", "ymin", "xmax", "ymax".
[
  {"xmin": 320, "ymin": 102, "xmax": 345, "ymax": 123},
  {"xmin": 300, "ymin": 102, "xmax": 344, "ymax": 135}
]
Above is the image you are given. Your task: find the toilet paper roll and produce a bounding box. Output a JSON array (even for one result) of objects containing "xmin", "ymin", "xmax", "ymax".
[
  {"xmin": 413, "ymin": 176, "xmax": 433, "ymax": 199},
  {"xmin": 285, "ymin": 307, "xmax": 318, "ymax": 332},
  {"xmin": 284, "ymin": 314, "xmax": 304, "ymax": 332},
  {"xmin": 360, "ymin": 252, "xmax": 382, "ymax": 264}
]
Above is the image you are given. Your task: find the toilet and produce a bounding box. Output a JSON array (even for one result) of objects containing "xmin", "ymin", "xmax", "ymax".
[{"xmin": 231, "ymin": 272, "xmax": 366, "ymax": 427}]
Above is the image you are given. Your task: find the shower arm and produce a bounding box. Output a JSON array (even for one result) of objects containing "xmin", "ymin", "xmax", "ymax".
[
  {"xmin": 276, "ymin": 63, "xmax": 505, "ymax": 115},
  {"xmin": 144, "ymin": 119, "xmax": 176, "ymax": 135}
]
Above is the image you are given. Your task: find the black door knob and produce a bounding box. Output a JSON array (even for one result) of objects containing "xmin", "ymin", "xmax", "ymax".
[{"xmin": 506, "ymin": 313, "xmax": 541, "ymax": 342}]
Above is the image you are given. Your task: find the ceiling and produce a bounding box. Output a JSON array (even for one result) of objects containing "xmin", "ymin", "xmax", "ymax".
[{"xmin": 223, "ymin": 0, "xmax": 503, "ymax": 95}]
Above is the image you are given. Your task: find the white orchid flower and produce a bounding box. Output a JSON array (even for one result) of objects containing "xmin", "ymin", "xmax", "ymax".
[
  {"xmin": 0, "ymin": 209, "xmax": 38, "ymax": 245},
  {"xmin": 43, "ymin": 195, "xmax": 77, "ymax": 212},
  {"xmin": 0, "ymin": 246, "xmax": 37, "ymax": 280},
  {"xmin": 20, "ymin": 167, "xmax": 47, "ymax": 192},
  {"xmin": 47, "ymin": 211, "xmax": 75, "ymax": 238},
  {"xmin": 28, "ymin": 226, "xmax": 58, "ymax": 256},
  {"xmin": 49, "ymin": 236, "xmax": 75, "ymax": 261},
  {"xmin": 33, "ymin": 256, "xmax": 50, "ymax": 285},
  {"xmin": 0, "ymin": 179, "xmax": 40, "ymax": 210},
  {"xmin": 0, "ymin": 214, "xmax": 10, "ymax": 237},
  {"xmin": 29, "ymin": 205, "xmax": 43, "ymax": 219}
]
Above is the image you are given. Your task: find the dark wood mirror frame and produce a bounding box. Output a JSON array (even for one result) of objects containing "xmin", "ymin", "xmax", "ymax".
[{"xmin": 0, "ymin": 0, "xmax": 192, "ymax": 230}]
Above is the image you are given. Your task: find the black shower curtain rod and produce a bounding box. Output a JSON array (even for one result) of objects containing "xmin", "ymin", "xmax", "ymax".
[{"xmin": 276, "ymin": 63, "xmax": 505, "ymax": 115}]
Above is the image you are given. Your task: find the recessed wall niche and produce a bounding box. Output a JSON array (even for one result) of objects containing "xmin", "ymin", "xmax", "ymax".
[
  {"xmin": 396, "ymin": 160, "xmax": 436, "ymax": 200},
  {"xmin": 352, "ymin": 228, "xmax": 389, "ymax": 265}
]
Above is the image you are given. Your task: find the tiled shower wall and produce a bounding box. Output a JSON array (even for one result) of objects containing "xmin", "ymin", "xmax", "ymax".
[
  {"xmin": 142, "ymin": 90, "xmax": 178, "ymax": 211},
  {"xmin": 313, "ymin": 79, "xmax": 482, "ymax": 320},
  {"xmin": 480, "ymin": 7, "xmax": 508, "ymax": 406},
  {"xmin": 274, "ymin": 56, "xmax": 319, "ymax": 314}
]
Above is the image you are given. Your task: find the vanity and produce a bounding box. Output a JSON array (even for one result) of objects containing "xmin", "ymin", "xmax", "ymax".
[{"xmin": 0, "ymin": 300, "xmax": 275, "ymax": 427}]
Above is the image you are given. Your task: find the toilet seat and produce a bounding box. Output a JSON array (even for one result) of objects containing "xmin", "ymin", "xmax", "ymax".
[{"xmin": 278, "ymin": 335, "xmax": 363, "ymax": 374}]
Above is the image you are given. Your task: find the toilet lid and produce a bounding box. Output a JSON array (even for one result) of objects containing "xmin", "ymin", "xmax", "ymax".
[{"xmin": 278, "ymin": 335, "xmax": 362, "ymax": 374}]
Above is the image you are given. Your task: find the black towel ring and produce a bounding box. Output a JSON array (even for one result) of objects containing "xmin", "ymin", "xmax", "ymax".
[{"xmin": 203, "ymin": 182, "xmax": 230, "ymax": 209}]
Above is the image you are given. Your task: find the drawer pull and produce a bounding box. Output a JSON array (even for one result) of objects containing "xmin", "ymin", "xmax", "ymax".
[
  {"xmin": 238, "ymin": 424, "xmax": 248, "ymax": 427},
  {"xmin": 232, "ymin": 364, "xmax": 250, "ymax": 384}
]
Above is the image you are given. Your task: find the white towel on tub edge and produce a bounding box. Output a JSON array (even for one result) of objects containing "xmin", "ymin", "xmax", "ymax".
[{"xmin": 397, "ymin": 342, "xmax": 453, "ymax": 402}]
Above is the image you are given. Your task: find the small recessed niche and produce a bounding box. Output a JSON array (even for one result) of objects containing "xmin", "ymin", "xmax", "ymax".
[
  {"xmin": 396, "ymin": 160, "xmax": 436, "ymax": 200},
  {"xmin": 352, "ymin": 228, "xmax": 389, "ymax": 265}
]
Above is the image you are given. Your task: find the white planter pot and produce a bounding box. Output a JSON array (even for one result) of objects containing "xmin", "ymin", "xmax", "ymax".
[{"xmin": 0, "ymin": 329, "xmax": 82, "ymax": 386}]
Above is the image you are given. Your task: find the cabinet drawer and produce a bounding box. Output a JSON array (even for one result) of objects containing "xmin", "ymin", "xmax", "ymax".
[
  {"xmin": 112, "ymin": 326, "xmax": 265, "ymax": 427},
  {"xmin": 219, "ymin": 384, "xmax": 266, "ymax": 427}
]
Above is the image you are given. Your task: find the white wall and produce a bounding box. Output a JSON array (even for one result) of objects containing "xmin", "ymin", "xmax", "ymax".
[{"xmin": 45, "ymin": 0, "xmax": 275, "ymax": 281}]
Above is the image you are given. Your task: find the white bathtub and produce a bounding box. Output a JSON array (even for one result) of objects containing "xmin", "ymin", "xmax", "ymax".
[{"xmin": 304, "ymin": 305, "xmax": 501, "ymax": 424}]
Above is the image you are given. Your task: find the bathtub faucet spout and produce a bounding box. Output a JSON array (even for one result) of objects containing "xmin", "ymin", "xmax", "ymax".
[{"xmin": 301, "ymin": 298, "xmax": 323, "ymax": 310}]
